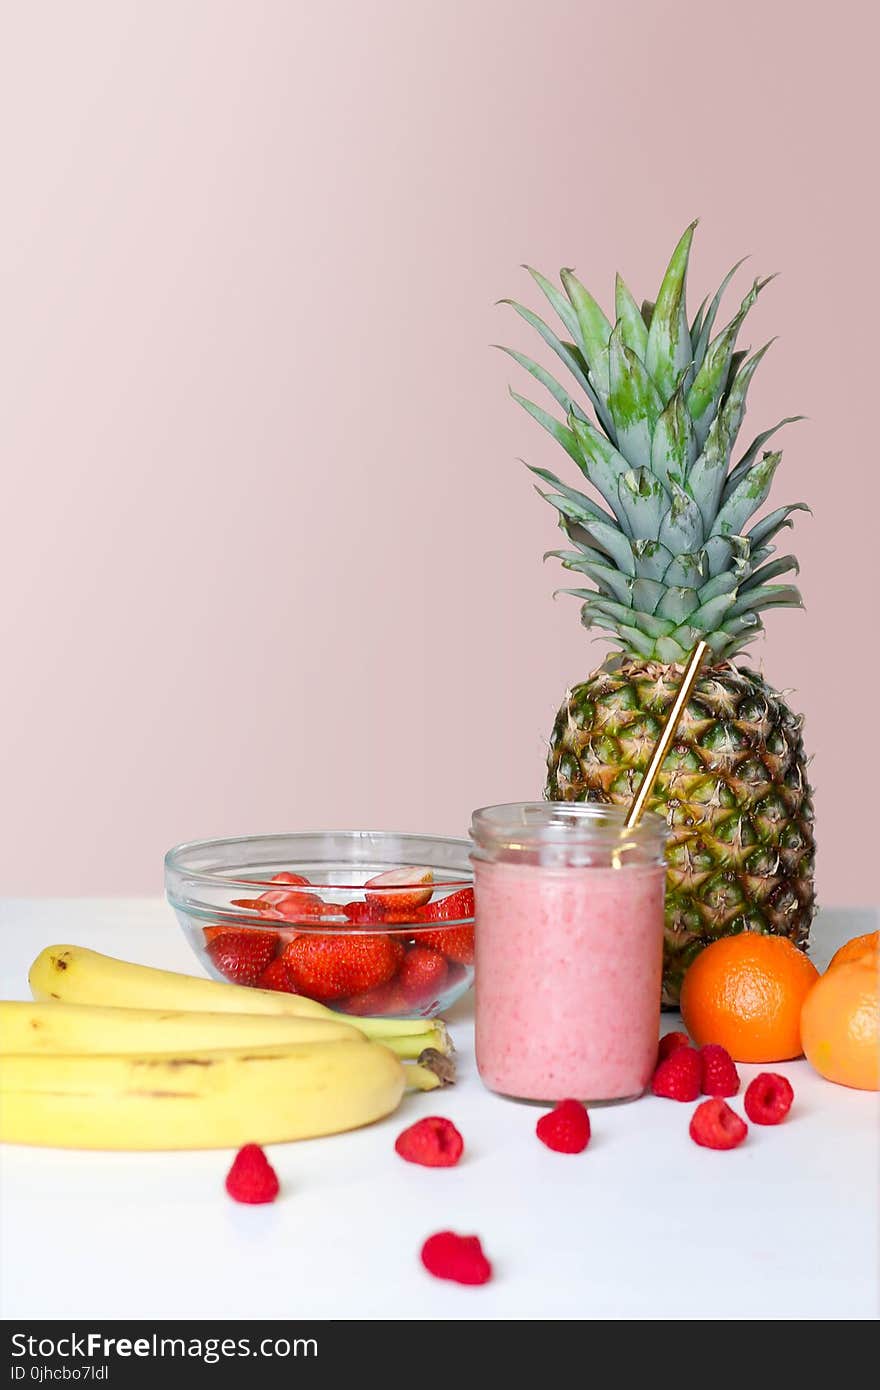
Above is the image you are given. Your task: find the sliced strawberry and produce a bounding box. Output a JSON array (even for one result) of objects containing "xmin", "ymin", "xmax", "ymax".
[
  {"xmin": 282, "ymin": 933, "xmax": 401, "ymax": 1001},
  {"xmin": 411, "ymin": 887, "xmax": 475, "ymax": 962},
  {"xmin": 365, "ymin": 866, "xmax": 434, "ymax": 912},
  {"xmin": 204, "ymin": 928, "xmax": 278, "ymax": 985},
  {"xmin": 343, "ymin": 900, "xmax": 413, "ymax": 925},
  {"xmin": 266, "ymin": 890, "xmax": 326, "ymax": 921},
  {"xmin": 416, "ymin": 887, "xmax": 474, "ymax": 921}
]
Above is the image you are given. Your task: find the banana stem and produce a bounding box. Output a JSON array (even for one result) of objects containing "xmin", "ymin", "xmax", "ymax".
[
  {"xmin": 347, "ymin": 1014, "xmax": 445, "ymax": 1040},
  {"xmin": 376, "ymin": 1026, "xmax": 453, "ymax": 1060},
  {"xmin": 404, "ymin": 1048, "xmax": 456, "ymax": 1091}
]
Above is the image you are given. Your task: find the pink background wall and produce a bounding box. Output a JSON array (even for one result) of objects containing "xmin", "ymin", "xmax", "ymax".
[{"xmin": 1, "ymin": 0, "xmax": 876, "ymax": 903}]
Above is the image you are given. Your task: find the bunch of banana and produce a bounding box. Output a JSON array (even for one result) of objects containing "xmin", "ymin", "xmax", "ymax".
[{"xmin": 0, "ymin": 946, "xmax": 455, "ymax": 1151}]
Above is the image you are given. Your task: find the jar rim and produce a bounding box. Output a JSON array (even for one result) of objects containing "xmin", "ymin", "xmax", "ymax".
[{"xmin": 470, "ymin": 800, "xmax": 667, "ymax": 851}]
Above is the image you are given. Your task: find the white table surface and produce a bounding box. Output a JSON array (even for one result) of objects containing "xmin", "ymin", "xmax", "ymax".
[{"xmin": 0, "ymin": 899, "xmax": 877, "ymax": 1322}]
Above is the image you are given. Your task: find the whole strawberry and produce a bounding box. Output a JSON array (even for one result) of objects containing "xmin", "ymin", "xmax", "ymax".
[
  {"xmin": 690, "ymin": 1098, "xmax": 748, "ymax": 1151},
  {"xmin": 399, "ymin": 947, "xmax": 448, "ymax": 1006},
  {"xmin": 283, "ymin": 933, "xmax": 400, "ymax": 1000},
  {"xmin": 421, "ymin": 1231, "xmax": 492, "ymax": 1286},
  {"xmin": 700, "ymin": 1044, "xmax": 740, "ymax": 1097},
  {"xmin": 255, "ymin": 956, "xmax": 296, "ymax": 993},
  {"xmin": 651, "ymin": 1046, "xmax": 702, "ymax": 1101},
  {"xmin": 343, "ymin": 980, "xmax": 410, "ymax": 1016},
  {"xmin": 536, "ymin": 1099, "xmax": 591, "ymax": 1154},
  {"xmin": 395, "ymin": 1116, "xmax": 464, "ymax": 1167},
  {"xmin": 225, "ymin": 1144, "xmax": 280, "ymax": 1204},
  {"xmin": 204, "ymin": 928, "xmax": 278, "ymax": 985}
]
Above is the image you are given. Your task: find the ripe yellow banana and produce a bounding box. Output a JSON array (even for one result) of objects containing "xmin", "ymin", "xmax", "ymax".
[
  {"xmin": 29, "ymin": 945, "xmax": 451, "ymax": 1057},
  {"xmin": 0, "ymin": 1038, "xmax": 441, "ymax": 1150},
  {"xmin": 0, "ymin": 1000, "xmax": 362, "ymax": 1055}
]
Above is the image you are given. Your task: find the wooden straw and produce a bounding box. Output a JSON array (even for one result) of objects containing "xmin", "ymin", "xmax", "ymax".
[{"xmin": 623, "ymin": 640, "xmax": 710, "ymax": 831}]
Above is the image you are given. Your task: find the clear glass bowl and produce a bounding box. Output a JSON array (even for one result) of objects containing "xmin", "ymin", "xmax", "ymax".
[{"xmin": 164, "ymin": 831, "xmax": 474, "ymax": 1019}]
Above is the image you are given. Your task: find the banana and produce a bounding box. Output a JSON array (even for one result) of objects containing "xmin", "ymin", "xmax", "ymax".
[
  {"xmin": 0, "ymin": 1038, "xmax": 439, "ymax": 1150},
  {"xmin": 0, "ymin": 1000, "xmax": 362, "ymax": 1055},
  {"xmin": 29, "ymin": 945, "xmax": 451, "ymax": 1054}
]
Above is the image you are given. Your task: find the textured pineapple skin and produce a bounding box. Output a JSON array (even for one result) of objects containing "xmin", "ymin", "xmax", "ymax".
[{"xmin": 546, "ymin": 660, "xmax": 816, "ymax": 1006}]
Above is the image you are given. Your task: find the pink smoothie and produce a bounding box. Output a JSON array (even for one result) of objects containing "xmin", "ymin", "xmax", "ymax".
[{"xmin": 474, "ymin": 858, "xmax": 666, "ymax": 1102}]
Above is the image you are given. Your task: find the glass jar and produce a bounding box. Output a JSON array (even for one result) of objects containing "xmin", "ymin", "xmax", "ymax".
[{"xmin": 471, "ymin": 802, "xmax": 667, "ymax": 1104}]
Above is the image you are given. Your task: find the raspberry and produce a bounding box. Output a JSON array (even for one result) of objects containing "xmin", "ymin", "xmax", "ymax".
[
  {"xmin": 225, "ymin": 1144, "xmax": 280, "ymax": 1203},
  {"xmin": 689, "ymin": 1098, "xmax": 748, "ymax": 1151},
  {"xmin": 651, "ymin": 1046, "xmax": 702, "ymax": 1101},
  {"xmin": 700, "ymin": 1043, "xmax": 740, "ymax": 1097},
  {"xmin": 420, "ymin": 1231, "xmax": 492, "ymax": 1285},
  {"xmin": 535, "ymin": 1098, "xmax": 591, "ymax": 1153},
  {"xmin": 395, "ymin": 1116, "xmax": 464, "ymax": 1167},
  {"xmin": 744, "ymin": 1072, "xmax": 794, "ymax": 1125},
  {"xmin": 657, "ymin": 1031, "xmax": 690, "ymax": 1065}
]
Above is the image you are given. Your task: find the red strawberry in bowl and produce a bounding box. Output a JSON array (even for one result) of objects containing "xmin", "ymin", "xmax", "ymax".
[
  {"xmin": 413, "ymin": 887, "xmax": 475, "ymax": 964},
  {"xmin": 364, "ymin": 866, "xmax": 435, "ymax": 913},
  {"xmin": 400, "ymin": 946, "xmax": 449, "ymax": 1007},
  {"xmin": 204, "ymin": 927, "xmax": 278, "ymax": 985},
  {"xmin": 282, "ymin": 933, "xmax": 402, "ymax": 1001}
]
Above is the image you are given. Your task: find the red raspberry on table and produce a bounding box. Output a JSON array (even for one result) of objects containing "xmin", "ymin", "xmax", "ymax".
[
  {"xmin": 282, "ymin": 933, "xmax": 400, "ymax": 1000},
  {"xmin": 395, "ymin": 1116, "xmax": 464, "ymax": 1167},
  {"xmin": 689, "ymin": 1098, "xmax": 748, "ymax": 1150},
  {"xmin": 225, "ymin": 1144, "xmax": 280, "ymax": 1204},
  {"xmin": 744, "ymin": 1072, "xmax": 795, "ymax": 1125},
  {"xmin": 700, "ymin": 1044, "xmax": 740, "ymax": 1097},
  {"xmin": 255, "ymin": 956, "xmax": 296, "ymax": 993},
  {"xmin": 399, "ymin": 947, "xmax": 449, "ymax": 1006},
  {"xmin": 651, "ymin": 1046, "xmax": 702, "ymax": 1101},
  {"xmin": 536, "ymin": 1099, "xmax": 591, "ymax": 1154},
  {"xmin": 657, "ymin": 1031, "xmax": 690, "ymax": 1065},
  {"xmin": 420, "ymin": 1231, "xmax": 492, "ymax": 1286},
  {"xmin": 203, "ymin": 928, "xmax": 278, "ymax": 986}
]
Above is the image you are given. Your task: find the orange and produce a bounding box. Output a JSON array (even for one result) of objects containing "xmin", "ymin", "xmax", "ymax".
[
  {"xmin": 827, "ymin": 930, "xmax": 879, "ymax": 971},
  {"xmin": 800, "ymin": 958, "xmax": 879, "ymax": 1090},
  {"xmin": 679, "ymin": 932, "xmax": 820, "ymax": 1063}
]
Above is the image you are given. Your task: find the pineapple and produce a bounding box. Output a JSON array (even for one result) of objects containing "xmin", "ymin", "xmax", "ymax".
[{"xmin": 501, "ymin": 222, "xmax": 816, "ymax": 1004}]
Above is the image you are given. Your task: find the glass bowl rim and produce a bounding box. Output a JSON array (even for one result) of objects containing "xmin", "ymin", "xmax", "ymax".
[{"xmin": 165, "ymin": 829, "xmax": 474, "ymax": 907}]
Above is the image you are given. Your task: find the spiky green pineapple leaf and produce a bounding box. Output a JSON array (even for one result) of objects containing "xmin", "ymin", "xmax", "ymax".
[
  {"xmin": 607, "ymin": 324, "xmax": 664, "ymax": 470},
  {"xmin": 558, "ymin": 558, "xmax": 634, "ymax": 605},
  {"xmin": 615, "ymin": 274, "xmax": 649, "ymax": 357},
  {"xmin": 633, "ymin": 539, "xmax": 675, "ymax": 581},
  {"xmin": 687, "ymin": 277, "xmax": 771, "ymax": 448},
  {"xmin": 704, "ymin": 533, "xmax": 751, "ymax": 579},
  {"xmin": 500, "ymin": 300, "xmax": 605, "ymax": 420},
  {"xmin": 658, "ymin": 482, "xmax": 704, "ymax": 552},
  {"xmin": 691, "ymin": 257, "xmax": 748, "ymax": 375},
  {"xmin": 511, "ymin": 390, "xmax": 584, "ymax": 469},
  {"xmin": 739, "ymin": 554, "xmax": 800, "ymax": 590},
  {"xmin": 730, "ymin": 583, "xmax": 804, "ymax": 616},
  {"xmin": 495, "ymin": 346, "xmax": 576, "ymax": 414},
  {"xmin": 630, "ymin": 576, "xmax": 666, "ymax": 612},
  {"xmin": 522, "ymin": 266, "xmax": 583, "ymax": 345},
  {"xmin": 696, "ymin": 571, "xmax": 739, "ymax": 603},
  {"xmin": 567, "ymin": 413, "xmax": 634, "ymax": 526},
  {"xmin": 645, "ymin": 222, "xmax": 696, "ymax": 399},
  {"xmin": 656, "ymin": 587, "xmax": 700, "ymax": 622},
  {"xmin": 689, "ymin": 590, "xmax": 739, "ymax": 630},
  {"xmin": 527, "ymin": 467, "xmax": 617, "ymax": 528},
  {"xmin": 746, "ymin": 502, "xmax": 810, "ymax": 549},
  {"xmin": 587, "ymin": 597, "xmax": 675, "ymax": 640},
  {"xmin": 712, "ymin": 450, "xmax": 783, "ymax": 538},
  {"xmin": 662, "ymin": 550, "xmax": 706, "ymax": 587},
  {"xmin": 616, "ymin": 467, "xmax": 665, "ymax": 540},
  {"xmin": 651, "ymin": 385, "xmax": 697, "ymax": 493},
  {"xmin": 724, "ymin": 417, "xmax": 803, "ymax": 501},
  {"xmin": 560, "ymin": 268, "xmax": 613, "ymax": 386}
]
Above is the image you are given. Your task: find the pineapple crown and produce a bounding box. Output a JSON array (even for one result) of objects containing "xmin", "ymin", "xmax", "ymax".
[{"xmin": 499, "ymin": 222, "xmax": 807, "ymax": 663}]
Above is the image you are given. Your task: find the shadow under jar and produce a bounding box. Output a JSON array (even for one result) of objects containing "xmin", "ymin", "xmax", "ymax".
[{"xmin": 471, "ymin": 802, "xmax": 667, "ymax": 1104}]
